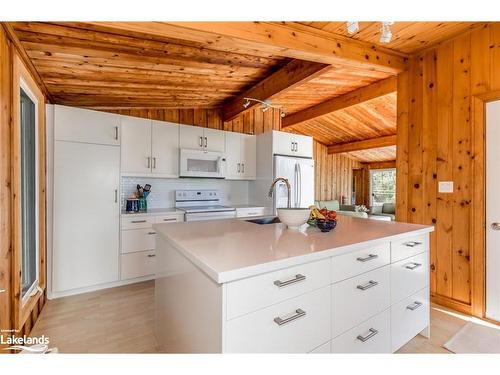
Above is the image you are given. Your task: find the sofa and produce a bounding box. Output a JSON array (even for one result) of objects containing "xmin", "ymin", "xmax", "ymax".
[
  {"xmin": 370, "ymin": 203, "xmax": 396, "ymax": 221},
  {"xmin": 314, "ymin": 200, "xmax": 368, "ymax": 219}
]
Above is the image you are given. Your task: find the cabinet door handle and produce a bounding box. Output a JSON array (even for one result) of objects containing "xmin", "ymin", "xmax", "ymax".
[
  {"xmin": 295, "ymin": 142, "xmax": 298, "ymax": 152},
  {"xmin": 356, "ymin": 280, "xmax": 378, "ymax": 291},
  {"xmin": 406, "ymin": 301, "xmax": 423, "ymax": 311},
  {"xmin": 273, "ymin": 274, "xmax": 306, "ymax": 288},
  {"xmin": 405, "ymin": 262, "xmax": 422, "ymax": 270},
  {"xmin": 199, "ymin": 136, "xmax": 203, "ymax": 147},
  {"xmin": 147, "ymin": 157, "xmax": 151, "ymax": 169},
  {"xmin": 152, "ymin": 157, "xmax": 156, "ymax": 169},
  {"xmin": 356, "ymin": 254, "xmax": 378, "ymax": 262},
  {"xmin": 403, "ymin": 241, "xmax": 422, "ymax": 247},
  {"xmin": 237, "ymin": 163, "xmax": 241, "ymax": 173},
  {"xmin": 241, "ymin": 163, "xmax": 245, "ymax": 173},
  {"xmin": 356, "ymin": 328, "xmax": 379, "ymax": 342},
  {"xmin": 273, "ymin": 308, "xmax": 306, "ymax": 326},
  {"xmin": 147, "ymin": 232, "xmax": 156, "ymax": 235},
  {"xmin": 147, "ymin": 254, "xmax": 156, "ymax": 258},
  {"xmin": 131, "ymin": 220, "xmax": 147, "ymax": 223},
  {"xmin": 162, "ymin": 218, "xmax": 177, "ymax": 222},
  {"xmin": 114, "ymin": 126, "xmax": 119, "ymax": 140},
  {"xmin": 204, "ymin": 137, "xmax": 208, "ymax": 148},
  {"xmin": 114, "ymin": 189, "xmax": 118, "ymax": 203}
]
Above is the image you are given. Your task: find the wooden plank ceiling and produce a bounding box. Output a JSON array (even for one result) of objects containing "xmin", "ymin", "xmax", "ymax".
[
  {"xmin": 8, "ymin": 21, "xmax": 480, "ymax": 162},
  {"xmin": 298, "ymin": 22, "xmax": 483, "ymax": 54}
]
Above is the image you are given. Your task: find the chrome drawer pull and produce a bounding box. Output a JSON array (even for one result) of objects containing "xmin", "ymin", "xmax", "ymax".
[
  {"xmin": 147, "ymin": 254, "xmax": 156, "ymax": 258},
  {"xmin": 406, "ymin": 301, "xmax": 423, "ymax": 311},
  {"xmin": 148, "ymin": 232, "xmax": 156, "ymax": 235},
  {"xmin": 274, "ymin": 308, "xmax": 306, "ymax": 326},
  {"xmin": 356, "ymin": 254, "xmax": 378, "ymax": 262},
  {"xmin": 273, "ymin": 274, "xmax": 306, "ymax": 288},
  {"xmin": 163, "ymin": 218, "xmax": 176, "ymax": 222},
  {"xmin": 405, "ymin": 262, "xmax": 422, "ymax": 270},
  {"xmin": 131, "ymin": 220, "xmax": 147, "ymax": 223},
  {"xmin": 356, "ymin": 280, "xmax": 378, "ymax": 291},
  {"xmin": 403, "ymin": 241, "xmax": 422, "ymax": 247},
  {"xmin": 356, "ymin": 328, "xmax": 379, "ymax": 342}
]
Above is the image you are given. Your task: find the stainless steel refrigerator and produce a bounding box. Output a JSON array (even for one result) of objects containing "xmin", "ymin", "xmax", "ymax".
[{"xmin": 273, "ymin": 155, "xmax": 315, "ymax": 211}]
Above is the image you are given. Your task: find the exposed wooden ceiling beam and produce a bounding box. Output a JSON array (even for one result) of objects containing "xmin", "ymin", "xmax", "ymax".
[
  {"xmin": 282, "ymin": 76, "xmax": 397, "ymax": 128},
  {"xmin": 87, "ymin": 22, "xmax": 408, "ymax": 73},
  {"xmin": 364, "ymin": 160, "xmax": 397, "ymax": 169},
  {"xmin": 2, "ymin": 23, "xmax": 53, "ymax": 102},
  {"xmin": 223, "ymin": 59, "xmax": 330, "ymax": 121},
  {"xmin": 327, "ymin": 135, "xmax": 397, "ymax": 154}
]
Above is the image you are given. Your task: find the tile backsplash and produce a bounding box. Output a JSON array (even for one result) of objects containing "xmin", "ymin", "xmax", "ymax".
[{"xmin": 120, "ymin": 177, "xmax": 250, "ymax": 210}]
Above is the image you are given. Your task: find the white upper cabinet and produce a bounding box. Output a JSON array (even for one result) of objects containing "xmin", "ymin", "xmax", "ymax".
[
  {"xmin": 54, "ymin": 105, "xmax": 120, "ymax": 145},
  {"xmin": 151, "ymin": 120, "xmax": 179, "ymax": 178},
  {"xmin": 225, "ymin": 132, "xmax": 256, "ymax": 180},
  {"xmin": 121, "ymin": 116, "xmax": 152, "ymax": 175},
  {"xmin": 180, "ymin": 125, "xmax": 225, "ymax": 153},
  {"xmin": 272, "ymin": 130, "xmax": 313, "ymax": 158}
]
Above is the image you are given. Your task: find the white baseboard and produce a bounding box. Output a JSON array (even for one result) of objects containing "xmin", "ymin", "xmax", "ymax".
[{"xmin": 47, "ymin": 275, "xmax": 155, "ymax": 299}]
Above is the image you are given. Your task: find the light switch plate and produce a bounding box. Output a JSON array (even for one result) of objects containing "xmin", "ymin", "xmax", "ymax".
[{"xmin": 438, "ymin": 181, "xmax": 454, "ymax": 193}]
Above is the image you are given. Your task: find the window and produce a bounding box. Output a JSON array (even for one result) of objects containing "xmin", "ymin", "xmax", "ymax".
[
  {"xmin": 370, "ymin": 168, "xmax": 396, "ymax": 206},
  {"xmin": 20, "ymin": 82, "xmax": 39, "ymax": 302}
]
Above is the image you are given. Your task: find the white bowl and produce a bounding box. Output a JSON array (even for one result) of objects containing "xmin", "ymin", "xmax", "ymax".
[{"xmin": 277, "ymin": 208, "xmax": 310, "ymax": 230}]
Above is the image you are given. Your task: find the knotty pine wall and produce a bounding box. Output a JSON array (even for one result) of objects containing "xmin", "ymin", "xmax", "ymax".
[
  {"xmin": 100, "ymin": 107, "xmax": 361, "ymax": 205},
  {"xmin": 397, "ymin": 23, "xmax": 500, "ymax": 315}
]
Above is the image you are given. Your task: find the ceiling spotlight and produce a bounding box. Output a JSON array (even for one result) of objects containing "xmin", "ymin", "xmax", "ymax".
[
  {"xmin": 346, "ymin": 22, "xmax": 359, "ymax": 35},
  {"xmin": 241, "ymin": 97, "xmax": 284, "ymax": 114},
  {"xmin": 380, "ymin": 22, "xmax": 394, "ymax": 43},
  {"xmin": 243, "ymin": 98, "xmax": 251, "ymax": 108},
  {"xmin": 261, "ymin": 105, "xmax": 270, "ymax": 113},
  {"xmin": 280, "ymin": 111, "xmax": 286, "ymax": 118}
]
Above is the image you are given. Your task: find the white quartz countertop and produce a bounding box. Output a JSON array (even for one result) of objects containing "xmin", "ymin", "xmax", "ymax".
[
  {"xmin": 121, "ymin": 208, "xmax": 184, "ymax": 217},
  {"xmin": 153, "ymin": 216, "xmax": 433, "ymax": 284}
]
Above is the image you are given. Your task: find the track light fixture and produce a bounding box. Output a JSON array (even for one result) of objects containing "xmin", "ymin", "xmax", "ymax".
[
  {"xmin": 242, "ymin": 97, "xmax": 286, "ymax": 117},
  {"xmin": 380, "ymin": 22, "xmax": 394, "ymax": 43},
  {"xmin": 346, "ymin": 22, "xmax": 359, "ymax": 35}
]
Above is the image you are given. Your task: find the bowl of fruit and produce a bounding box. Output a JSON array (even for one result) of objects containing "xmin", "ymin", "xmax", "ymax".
[{"xmin": 308, "ymin": 206, "xmax": 337, "ymax": 232}]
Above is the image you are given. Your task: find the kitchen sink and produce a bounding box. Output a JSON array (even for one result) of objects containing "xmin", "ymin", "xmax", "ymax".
[{"xmin": 245, "ymin": 217, "xmax": 281, "ymax": 225}]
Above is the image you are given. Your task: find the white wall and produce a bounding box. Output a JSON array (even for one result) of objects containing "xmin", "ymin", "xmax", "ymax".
[{"xmin": 120, "ymin": 177, "xmax": 250, "ymax": 210}]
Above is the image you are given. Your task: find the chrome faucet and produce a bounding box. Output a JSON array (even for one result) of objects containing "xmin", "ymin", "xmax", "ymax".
[{"xmin": 268, "ymin": 178, "xmax": 291, "ymax": 208}]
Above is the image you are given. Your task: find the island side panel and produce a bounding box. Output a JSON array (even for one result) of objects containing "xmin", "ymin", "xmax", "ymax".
[{"xmin": 155, "ymin": 234, "xmax": 223, "ymax": 353}]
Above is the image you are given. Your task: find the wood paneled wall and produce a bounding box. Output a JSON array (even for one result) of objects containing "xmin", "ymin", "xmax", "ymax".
[
  {"xmin": 397, "ymin": 23, "xmax": 500, "ymax": 315},
  {"xmin": 313, "ymin": 141, "xmax": 363, "ymax": 204}
]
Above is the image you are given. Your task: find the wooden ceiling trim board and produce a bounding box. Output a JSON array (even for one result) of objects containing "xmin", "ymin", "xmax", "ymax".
[
  {"xmin": 327, "ymin": 135, "xmax": 397, "ymax": 154},
  {"xmin": 364, "ymin": 160, "xmax": 397, "ymax": 169},
  {"xmin": 1, "ymin": 23, "xmax": 53, "ymax": 102},
  {"xmin": 222, "ymin": 59, "xmax": 330, "ymax": 121},
  {"xmin": 282, "ymin": 76, "xmax": 397, "ymax": 128},
  {"xmin": 87, "ymin": 22, "xmax": 408, "ymax": 73}
]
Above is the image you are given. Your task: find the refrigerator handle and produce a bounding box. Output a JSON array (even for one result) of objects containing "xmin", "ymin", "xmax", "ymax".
[
  {"xmin": 294, "ymin": 163, "xmax": 298, "ymax": 208},
  {"xmin": 297, "ymin": 163, "xmax": 302, "ymax": 207}
]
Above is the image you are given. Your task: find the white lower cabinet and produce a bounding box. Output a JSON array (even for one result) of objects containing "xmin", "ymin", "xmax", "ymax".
[
  {"xmin": 225, "ymin": 286, "xmax": 331, "ymax": 353},
  {"xmin": 391, "ymin": 287, "xmax": 430, "ymax": 352},
  {"xmin": 332, "ymin": 309, "xmax": 391, "ymax": 353},
  {"xmin": 391, "ymin": 251, "xmax": 429, "ymax": 304},
  {"xmin": 235, "ymin": 206, "xmax": 267, "ymax": 218},
  {"xmin": 121, "ymin": 250, "xmax": 156, "ymax": 280}
]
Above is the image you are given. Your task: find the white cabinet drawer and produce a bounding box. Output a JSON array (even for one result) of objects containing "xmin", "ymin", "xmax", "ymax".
[
  {"xmin": 391, "ymin": 252, "xmax": 429, "ymax": 304},
  {"xmin": 226, "ymin": 258, "xmax": 330, "ymax": 320},
  {"xmin": 309, "ymin": 341, "xmax": 331, "ymax": 353},
  {"xmin": 331, "ymin": 242, "xmax": 390, "ymax": 283},
  {"xmin": 121, "ymin": 216, "xmax": 155, "ymax": 230},
  {"xmin": 391, "ymin": 234, "xmax": 429, "ymax": 262},
  {"xmin": 155, "ymin": 214, "xmax": 184, "ymax": 223},
  {"xmin": 235, "ymin": 207, "xmax": 267, "ymax": 218},
  {"xmin": 121, "ymin": 228, "xmax": 156, "ymax": 254},
  {"xmin": 391, "ymin": 287, "xmax": 430, "ymax": 352},
  {"xmin": 225, "ymin": 286, "xmax": 330, "ymax": 353},
  {"xmin": 332, "ymin": 309, "xmax": 390, "ymax": 353},
  {"xmin": 332, "ymin": 265, "xmax": 390, "ymax": 337},
  {"xmin": 120, "ymin": 250, "xmax": 155, "ymax": 280}
]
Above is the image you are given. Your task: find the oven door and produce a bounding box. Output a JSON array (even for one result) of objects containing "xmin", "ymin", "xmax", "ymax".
[
  {"xmin": 185, "ymin": 210, "xmax": 236, "ymax": 222},
  {"xmin": 179, "ymin": 149, "xmax": 226, "ymax": 178}
]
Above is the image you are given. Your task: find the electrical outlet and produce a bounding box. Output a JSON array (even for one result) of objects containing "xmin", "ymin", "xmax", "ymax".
[{"xmin": 438, "ymin": 181, "xmax": 454, "ymax": 193}]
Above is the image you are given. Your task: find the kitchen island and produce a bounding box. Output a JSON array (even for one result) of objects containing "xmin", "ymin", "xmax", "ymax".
[{"xmin": 154, "ymin": 216, "xmax": 433, "ymax": 353}]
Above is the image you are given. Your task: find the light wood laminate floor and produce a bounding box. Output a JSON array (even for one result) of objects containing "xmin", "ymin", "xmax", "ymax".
[{"xmin": 31, "ymin": 281, "xmax": 468, "ymax": 354}]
